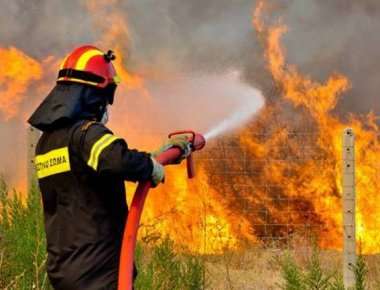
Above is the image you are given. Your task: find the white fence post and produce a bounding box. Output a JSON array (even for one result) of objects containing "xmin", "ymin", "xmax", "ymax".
[
  {"xmin": 342, "ymin": 128, "xmax": 356, "ymax": 289},
  {"xmin": 27, "ymin": 126, "xmax": 40, "ymax": 193}
]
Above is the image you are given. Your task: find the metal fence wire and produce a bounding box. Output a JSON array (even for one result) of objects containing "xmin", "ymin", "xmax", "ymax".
[
  {"xmin": 27, "ymin": 127, "xmax": 359, "ymax": 289},
  {"xmin": 195, "ymin": 132, "xmax": 335, "ymax": 249}
]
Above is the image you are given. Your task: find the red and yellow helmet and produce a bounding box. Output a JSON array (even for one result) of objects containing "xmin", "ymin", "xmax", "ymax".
[{"xmin": 57, "ymin": 45, "xmax": 121, "ymax": 88}]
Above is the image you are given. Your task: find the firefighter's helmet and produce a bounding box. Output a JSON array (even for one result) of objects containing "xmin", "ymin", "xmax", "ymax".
[{"xmin": 57, "ymin": 45, "xmax": 120, "ymax": 88}]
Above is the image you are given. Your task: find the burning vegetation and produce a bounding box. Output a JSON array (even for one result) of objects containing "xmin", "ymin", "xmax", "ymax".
[
  {"xmin": 136, "ymin": 1, "xmax": 380, "ymax": 254},
  {"xmin": 0, "ymin": 0, "xmax": 379, "ymax": 255},
  {"xmin": 0, "ymin": 47, "xmax": 42, "ymax": 119},
  {"xmin": 248, "ymin": 1, "xmax": 379, "ymax": 253}
]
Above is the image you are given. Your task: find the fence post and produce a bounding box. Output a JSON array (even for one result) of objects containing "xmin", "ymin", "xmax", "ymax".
[
  {"xmin": 342, "ymin": 128, "xmax": 356, "ymax": 289},
  {"xmin": 27, "ymin": 126, "xmax": 40, "ymax": 193}
]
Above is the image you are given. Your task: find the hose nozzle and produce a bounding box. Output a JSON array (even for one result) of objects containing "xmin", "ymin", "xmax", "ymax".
[{"xmin": 168, "ymin": 130, "xmax": 206, "ymax": 178}]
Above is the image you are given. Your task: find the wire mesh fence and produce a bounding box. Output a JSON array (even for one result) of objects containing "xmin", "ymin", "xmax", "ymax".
[
  {"xmin": 193, "ymin": 132, "xmax": 335, "ymax": 251},
  {"xmin": 119, "ymin": 129, "xmax": 344, "ymax": 255},
  {"xmin": 26, "ymin": 127, "xmax": 380, "ymax": 289}
]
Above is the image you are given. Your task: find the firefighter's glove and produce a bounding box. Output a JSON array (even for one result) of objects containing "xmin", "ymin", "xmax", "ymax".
[
  {"xmin": 151, "ymin": 135, "xmax": 191, "ymax": 163},
  {"xmin": 151, "ymin": 157, "xmax": 165, "ymax": 187}
]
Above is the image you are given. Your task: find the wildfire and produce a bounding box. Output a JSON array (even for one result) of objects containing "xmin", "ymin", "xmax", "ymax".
[
  {"xmin": 249, "ymin": 0, "xmax": 380, "ymax": 253},
  {"xmin": 0, "ymin": 47, "xmax": 42, "ymax": 119},
  {"xmin": 2, "ymin": 0, "xmax": 379, "ymax": 256},
  {"xmin": 85, "ymin": 0, "xmax": 146, "ymax": 92},
  {"xmin": 83, "ymin": 0, "xmax": 242, "ymax": 253},
  {"xmin": 125, "ymin": 164, "xmax": 251, "ymax": 254}
]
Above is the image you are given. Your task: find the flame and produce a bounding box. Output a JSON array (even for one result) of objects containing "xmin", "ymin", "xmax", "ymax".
[
  {"xmin": 85, "ymin": 1, "xmax": 380, "ymax": 254},
  {"xmin": 85, "ymin": 0, "xmax": 145, "ymax": 91},
  {"xmin": 84, "ymin": 0, "xmax": 241, "ymax": 253},
  {"xmin": 0, "ymin": 47, "xmax": 42, "ymax": 119},
  {"xmin": 127, "ymin": 166, "xmax": 253, "ymax": 254},
  {"xmin": 250, "ymin": 0, "xmax": 380, "ymax": 253},
  {"xmin": 2, "ymin": 0, "xmax": 379, "ymax": 255}
]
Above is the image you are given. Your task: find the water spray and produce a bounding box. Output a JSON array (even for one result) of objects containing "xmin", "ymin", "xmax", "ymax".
[{"xmin": 204, "ymin": 85, "xmax": 264, "ymax": 140}]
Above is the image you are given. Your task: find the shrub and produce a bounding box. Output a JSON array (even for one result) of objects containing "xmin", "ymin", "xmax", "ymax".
[
  {"xmin": 278, "ymin": 246, "xmax": 352, "ymax": 290},
  {"xmin": 351, "ymin": 252, "xmax": 367, "ymax": 290},
  {"xmin": 0, "ymin": 181, "xmax": 50, "ymax": 289},
  {"xmin": 0, "ymin": 180, "xmax": 205, "ymax": 290},
  {"xmin": 279, "ymin": 252, "xmax": 305, "ymax": 290},
  {"xmin": 303, "ymin": 247, "xmax": 333, "ymax": 290},
  {"xmin": 135, "ymin": 238, "xmax": 205, "ymax": 290}
]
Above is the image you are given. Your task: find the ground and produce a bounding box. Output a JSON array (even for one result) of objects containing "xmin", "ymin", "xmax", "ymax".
[{"xmin": 205, "ymin": 247, "xmax": 380, "ymax": 290}]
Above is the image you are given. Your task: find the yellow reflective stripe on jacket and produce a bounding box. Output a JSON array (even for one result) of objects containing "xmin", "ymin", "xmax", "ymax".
[
  {"xmin": 87, "ymin": 134, "xmax": 121, "ymax": 171},
  {"xmin": 35, "ymin": 147, "xmax": 71, "ymax": 179}
]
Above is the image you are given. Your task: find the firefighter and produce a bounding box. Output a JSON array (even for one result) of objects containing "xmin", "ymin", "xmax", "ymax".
[{"xmin": 28, "ymin": 45, "xmax": 189, "ymax": 290}]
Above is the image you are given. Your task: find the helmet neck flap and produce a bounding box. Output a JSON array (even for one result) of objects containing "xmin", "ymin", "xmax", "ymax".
[{"xmin": 28, "ymin": 82, "xmax": 115, "ymax": 131}]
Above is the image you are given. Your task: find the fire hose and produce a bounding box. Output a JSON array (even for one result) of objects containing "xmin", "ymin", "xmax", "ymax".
[{"xmin": 118, "ymin": 130, "xmax": 206, "ymax": 290}]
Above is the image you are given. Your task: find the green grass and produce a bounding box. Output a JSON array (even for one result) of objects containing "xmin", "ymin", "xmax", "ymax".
[
  {"xmin": 0, "ymin": 179, "xmax": 374, "ymax": 290},
  {"xmin": 0, "ymin": 181, "xmax": 49, "ymax": 289},
  {"xmin": 278, "ymin": 245, "xmax": 370, "ymax": 290},
  {"xmin": 279, "ymin": 252, "xmax": 305, "ymax": 290},
  {"xmin": 351, "ymin": 250, "xmax": 367, "ymax": 290},
  {"xmin": 0, "ymin": 180, "xmax": 205, "ymax": 290},
  {"xmin": 135, "ymin": 238, "xmax": 205, "ymax": 290}
]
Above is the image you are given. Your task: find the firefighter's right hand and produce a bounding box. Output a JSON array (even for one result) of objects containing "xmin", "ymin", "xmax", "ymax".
[{"xmin": 151, "ymin": 157, "xmax": 165, "ymax": 187}]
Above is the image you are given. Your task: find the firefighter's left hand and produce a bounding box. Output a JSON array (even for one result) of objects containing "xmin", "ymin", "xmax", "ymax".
[
  {"xmin": 151, "ymin": 157, "xmax": 165, "ymax": 187},
  {"xmin": 151, "ymin": 135, "xmax": 191, "ymax": 163}
]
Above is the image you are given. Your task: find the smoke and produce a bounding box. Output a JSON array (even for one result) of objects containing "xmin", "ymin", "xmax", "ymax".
[
  {"xmin": 280, "ymin": 0, "xmax": 380, "ymax": 115},
  {"xmin": 121, "ymin": 0, "xmax": 380, "ymax": 117},
  {"xmin": 1, "ymin": 0, "xmax": 379, "ymax": 113},
  {"xmin": 0, "ymin": 1, "xmax": 95, "ymax": 57},
  {"xmin": 0, "ymin": 0, "xmax": 380, "ymax": 188}
]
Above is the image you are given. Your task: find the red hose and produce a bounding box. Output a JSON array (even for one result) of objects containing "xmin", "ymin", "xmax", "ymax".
[
  {"xmin": 118, "ymin": 131, "xmax": 205, "ymax": 290},
  {"xmin": 118, "ymin": 147, "xmax": 183, "ymax": 290}
]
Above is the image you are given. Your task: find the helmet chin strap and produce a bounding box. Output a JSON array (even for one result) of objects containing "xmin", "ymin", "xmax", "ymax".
[{"xmin": 100, "ymin": 106, "xmax": 109, "ymax": 124}]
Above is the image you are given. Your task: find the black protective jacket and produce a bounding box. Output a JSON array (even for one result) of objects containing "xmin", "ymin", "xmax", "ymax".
[{"xmin": 34, "ymin": 120, "xmax": 153, "ymax": 290}]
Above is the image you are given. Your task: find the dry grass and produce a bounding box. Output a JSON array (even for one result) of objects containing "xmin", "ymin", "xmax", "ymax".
[
  {"xmin": 204, "ymin": 247, "xmax": 380, "ymax": 290},
  {"xmin": 206, "ymin": 247, "xmax": 281, "ymax": 290},
  {"xmin": 1, "ymin": 178, "xmax": 379, "ymax": 290}
]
